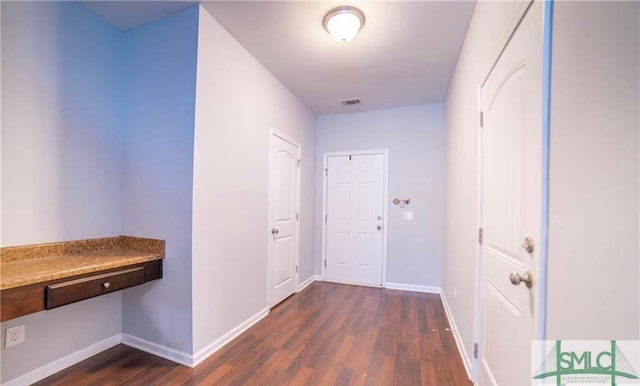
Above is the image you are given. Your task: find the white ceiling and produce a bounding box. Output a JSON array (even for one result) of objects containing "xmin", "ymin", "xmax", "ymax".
[
  {"xmin": 82, "ymin": 1, "xmax": 476, "ymax": 115},
  {"xmin": 81, "ymin": 1, "xmax": 196, "ymax": 31}
]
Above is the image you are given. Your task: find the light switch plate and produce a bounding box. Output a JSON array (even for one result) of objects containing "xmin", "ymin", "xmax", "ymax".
[{"xmin": 404, "ymin": 211, "xmax": 414, "ymax": 220}]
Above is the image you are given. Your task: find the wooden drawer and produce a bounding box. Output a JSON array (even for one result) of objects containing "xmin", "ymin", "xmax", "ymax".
[
  {"xmin": 1, "ymin": 260, "xmax": 162, "ymax": 321},
  {"xmin": 46, "ymin": 267, "xmax": 145, "ymax": 309}
]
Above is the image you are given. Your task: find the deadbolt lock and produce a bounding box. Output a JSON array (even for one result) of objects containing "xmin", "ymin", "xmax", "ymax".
[{"xmin": 521, "ymin": 237, "xmax": 534, "ymax": 253}]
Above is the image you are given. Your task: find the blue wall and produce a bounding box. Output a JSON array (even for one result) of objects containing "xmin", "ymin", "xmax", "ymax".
[
  {"xmin": 1, "ymin": 3, "xmax": 200, "ymax": 382},
  {"xmin": 121, "ymin": 5, "xmax": 199, "ymax": 356},
  {"xmin": 1, "ymin": 1, "xmax": 126, "ymax": 382}
]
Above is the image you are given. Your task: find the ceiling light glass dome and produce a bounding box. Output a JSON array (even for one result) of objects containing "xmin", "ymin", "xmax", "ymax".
[{"xmin": 323, "ymin": 6, "xmax": 365, "ymax": 43}]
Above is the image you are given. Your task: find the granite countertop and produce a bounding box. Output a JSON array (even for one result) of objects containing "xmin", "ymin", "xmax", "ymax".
[{"xmin": 0, "ymin": 236, "xmax": 164, "ymax": 290}]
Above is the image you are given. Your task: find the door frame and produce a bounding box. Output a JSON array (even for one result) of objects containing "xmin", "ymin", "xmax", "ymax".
[
  {"xmin": 267, "ymin": 129, "xmax": 301, "ymax": 307},
  {"xmin": 321, "ymin": 149, "xmax": 389, "ymax": 286},
  {"xmin": 470, "ymin": 0, "xmax": 552, "ymax": 381}
]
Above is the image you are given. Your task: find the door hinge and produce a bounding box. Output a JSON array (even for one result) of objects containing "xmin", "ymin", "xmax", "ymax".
[
  {"xmin": 297, "ymin": 159, "xmax": 301, "ymax": 167},
  {"xmin": 324, "ymin": 260, "xmax": 327, "ymax": 267},
  {"xmin": 474, "ymin": 343, "xmax": 479, "ymax": 359},
  {"xmin": 325, "ymin": 214, "xmax": 327, "ymax": 222},
  {"xmin": 349, "ymin": 155, "xmax": 352, "ymax": 160},
  {"xmin": 478, "ymin": 228, "xmax": 483, "ymax": 244},
  {"xmin": 296, "ymin": 213, "xmax": 299, "ymax": 220},
  {"xmin": 325, "ymin": 168, "xmax": 328, "ymax": 176},
  {"xmin": 296, "ymin": 265, "xmax": 298, "ymax": 273},
  {"xmin": 479, "ymin": 111, "xmax": 484, "ymax": 128}
]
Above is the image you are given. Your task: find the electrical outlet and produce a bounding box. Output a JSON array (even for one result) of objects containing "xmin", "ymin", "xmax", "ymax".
[{"xmin": 5, "ymin": 325, "xmax": 25, "ymax": 348}]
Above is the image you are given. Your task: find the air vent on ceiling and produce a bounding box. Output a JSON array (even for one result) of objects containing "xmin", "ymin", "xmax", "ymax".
[{"xmin": 340, "ymin": 98, "xmax": 361, "ymax": 106}]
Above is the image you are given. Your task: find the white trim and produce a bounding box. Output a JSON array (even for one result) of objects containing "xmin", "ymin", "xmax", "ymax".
[
  {"xmin": 297, "ymin": 275, "xmax": 321, "ymax": 292},
  {"xmin": 191, "ymin": 307, "xmax": 269, "ymax": 367},
  {"xmin": 470, "ymin": 84, "xmax": 484, "ymax": 381},
  {"xmin": 537, "ymin": 0, "xmax": 553, "ymax": 342},
  {"xmin": 321, "ymin": 149, "xmax": 389, "ymax": 286},
  {"xmin": 2, "ymin": 334, "xmax": 121, "ymax": 386},
  {"xmin": 381, "ymin": 152, "xmax": 389, "ymax": 286},
  {"xmin": 384, "ymin": 282, "xmax": 441, "ymax": 294},
  {"xmin": 270, "ymin": 130, "xmax": 301, "ymax": 150},
  {"xmin": 125, "ymin": 308, "xmax": 271, "ymax": 369},
  {"xmin": 121, "ymin": 333, "xmax": 193, "ymax": 368},
  {"xmin": 494, "ymin": 0, "xmax": 533, "ymax": 62},
  {"xmin": 440, "ymin": 292, "xmax": 473, "ymax": 381},
  {"xmin": 482, "ymin": 0, "xmax": 534, "ymax": 86},
  {"xmin": 322, "ymin": 149, "xmax": 389, "ymax": 158},
  {"xmin": 323, "ymin": 279, "xmax": 382, "ymax": 289},
  {"xmin": 321, "ymin": 155, "xmax": 328, "ymax": 278}
]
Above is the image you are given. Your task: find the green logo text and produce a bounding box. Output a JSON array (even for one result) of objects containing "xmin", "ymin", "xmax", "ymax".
[{"xmin": 533, "ymin": 340, "xmax": 639, "ymax": 385}]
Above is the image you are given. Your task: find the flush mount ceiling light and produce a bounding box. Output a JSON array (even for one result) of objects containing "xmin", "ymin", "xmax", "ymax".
[{"xmin": 323, "ymin": 6, "xmax": 365, "ymax": 43}]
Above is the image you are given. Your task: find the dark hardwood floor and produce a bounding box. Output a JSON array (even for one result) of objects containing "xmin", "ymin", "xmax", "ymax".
[{"xmin": 35, "ymin": 282, "xmax": 471, "ymax": 385}]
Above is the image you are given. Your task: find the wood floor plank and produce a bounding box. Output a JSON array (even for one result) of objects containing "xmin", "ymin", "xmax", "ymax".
[
  {"xmin": 288, "ymin": 366, "xmax": 314, "ymax": 386},
  {"xmin": 378, "ymin": 354, "xmax": 397, "ymax": 385},
  {"xmin": 35, "ymin": 282, "xmax": 471, "ymax": 385},
  {"xmin": 344, "ymin": 325, "xmax": 379, "ymax": 372},
  {"xmin": 197, "ymin": 363, "xmax": 233, "ymax": 385}
]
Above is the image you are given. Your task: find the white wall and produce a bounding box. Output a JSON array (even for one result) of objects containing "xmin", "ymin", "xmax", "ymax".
[
  {"xmin": 315, "ymin": 105, "xmax": 445, "ymax": 287},
  {"xmin": 192, "ymin": 4, "xmax": 316, "ymax": 354},
  {"xmin": 546, "ymin": 1, "xmax": 639, "ymax": 339},
  {"xmin": 121, "ymin": 5, "xmax": 199, "ymax": 356},
  {"xmin": 1, "ymin": 1, "xmax": 125, "ymax": 382}
]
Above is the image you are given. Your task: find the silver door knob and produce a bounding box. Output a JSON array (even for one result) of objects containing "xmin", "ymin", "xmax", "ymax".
[
  {"xmin": 103, "ymin": 282, "xmax": 111, "ymax": 289},
  {"xmin": 521, "ymin": 237, "xmax": 534, "ymax": 253},
  {"xmin": 509, "ymin": 271, "xmax": 533, "ymax": 287},
  {"xmin": 271, "ymin": 228, "xmax": 279, "ymax": 234},
  {"xmin": 376, "ymin": 225, "xmax": 382, "ymax": 230}
]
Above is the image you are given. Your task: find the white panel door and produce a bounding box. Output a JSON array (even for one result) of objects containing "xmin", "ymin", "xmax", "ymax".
[
  {"xmin": 325, "ymin": 154, "xmax": 384, "ymax": 286},
  {"xmin": 268, "ymin": 133, "xmax": 300, "ymax": 307},
  {"xmin": 478, "ymin": 2, "xmax": 542, "ymax": 385}
]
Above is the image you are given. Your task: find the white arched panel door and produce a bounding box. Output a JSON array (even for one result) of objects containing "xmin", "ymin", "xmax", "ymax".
[
  {"xmin": 478, "ymin": 1, "xmax": 543, "ymax": 385},
  {"xmin": 268, "ymin": 133, "xmax": 300, "ymax": 307}
]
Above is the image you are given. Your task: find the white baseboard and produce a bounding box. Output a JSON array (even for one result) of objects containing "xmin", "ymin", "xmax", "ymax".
[
  {"xmin": 192, "ymin": 307, "xmax": 269, "ymax": 367},
  {"xmin": 384, "ymin": 282, "xmax": 442, "ymax": 294},
  {"xmin": 297, "ymin": 275, "xmax": 322, "ymax": 292},
  {"xmin": 440, "ymin": 291, "xmax": 473, "ymax": 380},
  {"xmin": 3, "ymin": 333, "xmax": 121, "ymax": 386},
  {"xmin": 121, "ymin": 333, "xmax": 193, "ymax": 368},
  {"xmin": 4, "ymin": 305, "xmax": 273, "ymax": 384}
]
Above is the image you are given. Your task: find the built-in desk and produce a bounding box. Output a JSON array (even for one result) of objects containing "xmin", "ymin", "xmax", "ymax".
[{"xmin": 1, "ymin": 236, "xmax": 164, "ymax": 321}]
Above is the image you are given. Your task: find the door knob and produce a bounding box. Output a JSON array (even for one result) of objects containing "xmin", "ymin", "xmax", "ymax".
[
  {"xmin": 271, "ymin": 228, "xmax": 279, "ymax": 234},
  {"xmin": 521, "ymin": 237, "xmax": 534, "ymax": 253},
  {"xmin": 509, "ymin": 271, "xmax": 533, "ymax": 287},
  {"xmin": 376, "ymin": 225, "xmax": 382, "ymax": 230}
]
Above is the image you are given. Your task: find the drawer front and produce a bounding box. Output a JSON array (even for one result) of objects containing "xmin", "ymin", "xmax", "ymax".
[{"xmin": 46, "ymin": 267, "xmax": 145, "ymax": 309}]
